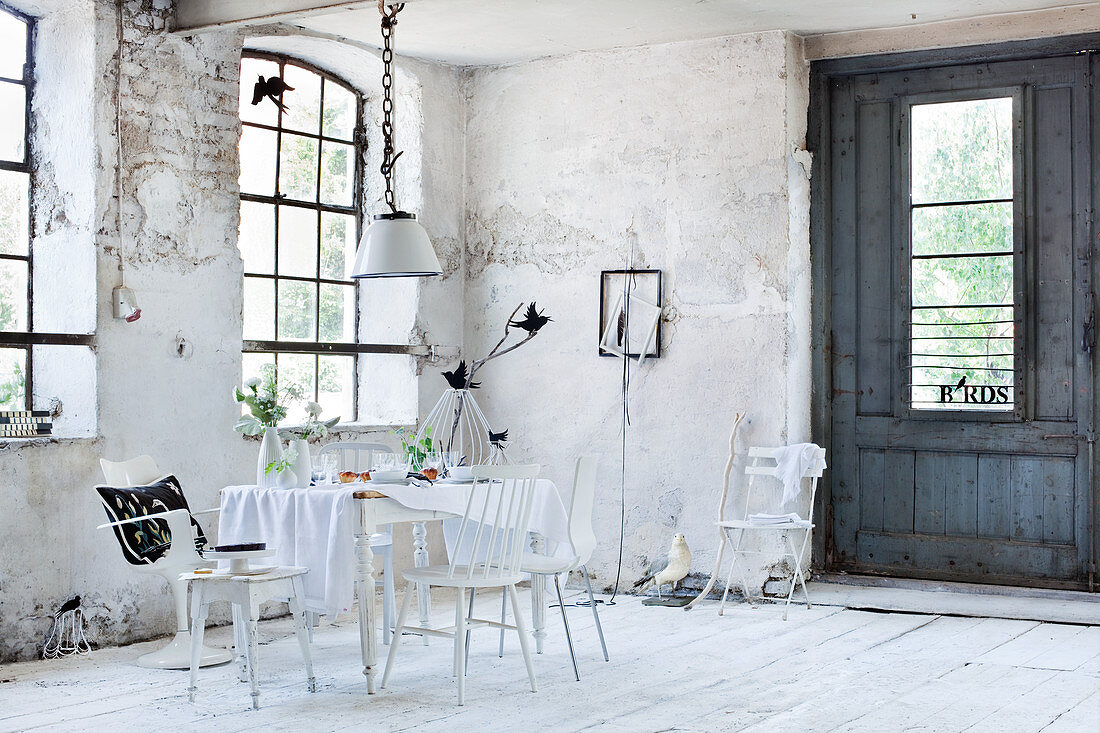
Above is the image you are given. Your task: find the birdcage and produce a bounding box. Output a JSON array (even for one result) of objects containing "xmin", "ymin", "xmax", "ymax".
[{"xmin": 415, "ymin": 389, "xmax": 492, "ymax": 468}]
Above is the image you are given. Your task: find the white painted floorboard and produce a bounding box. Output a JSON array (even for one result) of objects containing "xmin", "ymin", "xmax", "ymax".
[{"xmin": 0, "ymin": 587, "xmax": 1097, "ymax": 732}]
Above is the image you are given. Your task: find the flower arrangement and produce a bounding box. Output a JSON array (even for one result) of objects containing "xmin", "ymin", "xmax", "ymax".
[
  {"xmin": 265, "ymin": 446, "xmax": 298, "ymax": 475},
  {"xmin": 233, "ymin": 366, "xmax": 296, "ymax": 435},
  {"xmin": 280, "ymin": 401, "xmax": 339, "ymax": 443},
  {"xmin": 393, "ymin": 424, "xmax": 433, "ymax": 470}
]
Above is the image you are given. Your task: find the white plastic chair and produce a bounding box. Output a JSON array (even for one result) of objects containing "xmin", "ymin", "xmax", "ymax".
[
  {"xmin": 382, "ymin": 464, "xmax": 541, "ymax": 705},
  {"xmin": 96, "ymin": 456, "xmax": 232, "ymax": 669},
  {"xmin": 496, "ymin": 455, "xmax": 608, "ymax": 680},
  {"xmin": 315, "ymin": 442, "xmax": 397, "ymax": 643},
  {"xmin": 716, "ymin": 445, "xmax": 826, "ymax": 620}
]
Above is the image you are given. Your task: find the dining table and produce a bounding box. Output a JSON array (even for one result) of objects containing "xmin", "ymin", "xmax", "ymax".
[{"xmin": 216, "ymin": 477, "xmax": 569, "ymax": 693}]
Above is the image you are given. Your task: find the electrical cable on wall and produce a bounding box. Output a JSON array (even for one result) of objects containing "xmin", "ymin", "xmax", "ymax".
[{"xmin": 111, "ymin": 0, "xmax": 140, "ymax": 322}]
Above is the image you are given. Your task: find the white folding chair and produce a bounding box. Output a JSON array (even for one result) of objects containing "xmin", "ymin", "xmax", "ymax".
[
  {"xmin": 717, "ymin": 445, "xmax": 826, "ymax": 620},
  {"xmin": 315, "ymin": 442, "xmax": 398, "ymax": 642},
  {"xmin": 382, "ymin": 464, "xmax": 541, "ymax": 705}
]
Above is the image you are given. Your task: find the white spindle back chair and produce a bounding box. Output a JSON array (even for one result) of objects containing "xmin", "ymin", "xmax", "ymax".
[
  {"xmin": 717, "ymin": 445, "xmax": 826, "ymax": 620},
  {"xmin": 382, "ymin": 464, "xmax": 541, "ymax": 705}
]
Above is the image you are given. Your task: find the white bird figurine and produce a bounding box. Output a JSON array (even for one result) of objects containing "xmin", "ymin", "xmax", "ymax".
[{"xmin": 634, "ymin": 534, "xmax": 692, "ymax": 598}]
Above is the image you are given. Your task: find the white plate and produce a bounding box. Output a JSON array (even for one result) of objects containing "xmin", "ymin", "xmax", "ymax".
[{"xmin": 436, "ymin": 477, "xmax": 476, "ymax": 485}]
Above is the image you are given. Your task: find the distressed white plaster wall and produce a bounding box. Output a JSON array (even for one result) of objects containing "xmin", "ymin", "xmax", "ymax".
[
  {"xmin": 459, "ymin": 31, "xmax": 811, "ymax": 595},
  {"xmin": 0, "ymin": 1, "xmax": 464, "ymax": 662}
]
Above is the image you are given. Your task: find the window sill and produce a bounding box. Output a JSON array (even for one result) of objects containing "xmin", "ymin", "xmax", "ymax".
[
  {"xmin": 239, "ymin": 423, "xmax": 414, "ymax": 442},
  {"xmin": 0, "ymin": 434, "xmax": 97, "ymax": 448}
]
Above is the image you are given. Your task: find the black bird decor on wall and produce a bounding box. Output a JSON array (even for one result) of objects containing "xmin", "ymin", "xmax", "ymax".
[
  {"xmin": 55, "ymin": 595, "xmax": 81, "ymax": 619},
  {"xmin": 509, "ymin": 302, "xmax": 552, "ymax": 333},
  {"xmin": 442, "ymin": 360, "xmax": 480, "ymax": 390},
  {"xmin": 251, "ymin": 75, "xmax": 294, "ymax": 113}
]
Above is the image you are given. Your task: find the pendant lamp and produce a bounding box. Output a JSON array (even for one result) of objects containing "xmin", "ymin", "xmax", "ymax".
[{"xmin": 351, "ymin": 1, "xmax": 441, "ymax": 279}]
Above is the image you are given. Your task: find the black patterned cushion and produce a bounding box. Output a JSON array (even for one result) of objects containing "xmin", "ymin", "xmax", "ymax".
[{"xmin": 95, "ymin": 475, "xmax": 207, "ymax": 565}]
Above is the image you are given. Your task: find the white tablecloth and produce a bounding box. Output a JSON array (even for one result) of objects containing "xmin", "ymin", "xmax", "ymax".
[{"xmin": 218, "ymin": 479, "xmax": 568, "ymax": 616}]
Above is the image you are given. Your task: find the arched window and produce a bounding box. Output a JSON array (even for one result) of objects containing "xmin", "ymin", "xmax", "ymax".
[{"xmin": 237, "ymin": 53, "xmax": 363, "ymax": 424}]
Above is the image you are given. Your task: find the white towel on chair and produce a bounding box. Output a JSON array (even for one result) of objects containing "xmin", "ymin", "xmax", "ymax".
[{"xmin": 772, "ymin": 443, "xmax": 824, "ymax": 507}]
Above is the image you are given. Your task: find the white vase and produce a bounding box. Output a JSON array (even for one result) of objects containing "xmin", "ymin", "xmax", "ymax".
[
  {"xmin": 275, "ymin": 467, "xmax": 298, "ymax": 489},
  {"xmin": 291, "ymin": 439, "xmax": 312, "ymax": 487},
  {"xmin": 256, "ymin": 426, "xmax": 283, "ymax": 488}
]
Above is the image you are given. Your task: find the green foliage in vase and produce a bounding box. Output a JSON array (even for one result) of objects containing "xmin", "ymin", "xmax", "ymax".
[
  {"xmin": 265, "ymin": 445, "xmax": 298, "ymax": 475},
  {"xmin": 394, "ymin": 424, "xmax": 433, "ymax": 470}
]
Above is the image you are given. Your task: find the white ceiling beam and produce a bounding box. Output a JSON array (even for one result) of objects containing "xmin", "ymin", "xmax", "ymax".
[{"xmin": 173, "ymin": 0, "xmax": 417, "ymax": 33}]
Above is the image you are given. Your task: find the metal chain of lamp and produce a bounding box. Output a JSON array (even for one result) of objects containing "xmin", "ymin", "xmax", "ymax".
[{"xmin": 350, "ymin": 0, "xmax": 443, "ymax": 278}]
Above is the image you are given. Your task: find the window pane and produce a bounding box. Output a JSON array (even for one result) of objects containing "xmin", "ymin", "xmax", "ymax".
[
  {"xmin": 318, "ymin": 355, "xmax": 353, "ymax": 422},
  {"xmin": 911, "ymin": 306, "xmax": 1014, "ymax": 411},
  {"xmin": 239, "ymin": 56, "xmax": 281, "ymax": 127},
  {"xmin": 277, "ymin": 352, "xmax": 315, "ymax": 423},
  {"xmin": 912, "ymin": 255, "xmax": 1012, "ymax": 308},
  {"xmin": 0, "ymin": 347, "xmax": 25, "ymax": 409},
  {"xmin": 0, "ymin": 11, "xmax": 25, "ymax": 80},
  {"xmin": 279, "ymin": 133, "xmax": 318, "ymax": 201},
  {"xmin": 322, "ymin": 80, "xmax": 356, "ymax": 141},
  {"xmin": 239, "ymin": 201, "xmax": 274, "ymax": 274},
  {"xmin": 320, "ymin": 141, "xmax": 354, "ymax": 207},
  {"xmin": 0, "ymin": 169, "xmax": 28, "ymax": 256},
  {"xmin": 281, "ymin": 64, "xmax": 322, "ymax": 136},
  {"xmin": 912, "ymin": 202, "xmax": 1011, "ymax": 257},
  {"xmin": 242, "ymin": 352, "xmax": 275, "ymax": 390},
  {"xmin": 911, "ymin": 98, "xmax": 1012, "ymax": 205},
  {"xmin": 0, "ymin": 81, "xmax": 26, "ymax": 163},
  {"xmin": 277, "ymin": 206, "xmax": 318, "ymax": 278},
  {"xmin": 277, "ymin": 280, "xmax": 317, "ymax": 341},
  {"xmin": 0, "ymin": 258, "xmax": 27, "ymax": 331},
  {"xmin": 243, "ymin": 277, "xmax": 275, "ymax": 340},
  {"xmin": 319, "ymin": 283, "xmax": 355, "ymax": 342},
  {"xmin": 320, "ymin": 212, "xmax": 356, "ymax": 280},
  {"xmin": 239, "ymin": 126, "xmax": 277, "ymax": 196}
]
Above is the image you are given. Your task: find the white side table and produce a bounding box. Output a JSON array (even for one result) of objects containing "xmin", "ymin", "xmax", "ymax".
[{"xmin": 183, "ymin": 566, "xmax": 316, "ymax": 710}]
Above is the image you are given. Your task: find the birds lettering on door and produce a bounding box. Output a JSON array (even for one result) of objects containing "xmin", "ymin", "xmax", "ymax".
[
  {"xmin": 633, "ymin": 534, "xmax": 692, "ymax": 599},
  {"xmin": 251, "ymin": 75, "xmax": 294, "ymax": 113}
]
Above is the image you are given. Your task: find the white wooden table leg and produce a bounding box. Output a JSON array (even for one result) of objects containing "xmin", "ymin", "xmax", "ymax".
[
  {"xmin": 529, "ymin": 531, "xmax": 547, "ymax": 654},
  {"xmin": 233, "ymin": 604, "xmax": 249, "ymax": 683},
  {"xmin": 246, "ymin": 591, "xmax": 261, "ymax": 710},
  {"xmin": 187, "ymin": 582, "xmax": 206, "ymax": 703},
  {"xmin": 289, "ymin": 576, "xmax": 317, "ymax": 693},
  {"xmin": 355, "ymin": 528, "xmax": 378, "ymax": 693},
  {"xmin": 413, "ymin": 520, "xmax": 431, "ymax": 646}
]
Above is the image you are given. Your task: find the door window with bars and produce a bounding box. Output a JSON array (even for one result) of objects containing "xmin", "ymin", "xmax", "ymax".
[
  {"xmin": 238, "ymin": 54, "xmax": 362, "ymax": 424},
  {"xmin": 908, "ymin": 96, "xmax": 1016, "ymax": 412}
]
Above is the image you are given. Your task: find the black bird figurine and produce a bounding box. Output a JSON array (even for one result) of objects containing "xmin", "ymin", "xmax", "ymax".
[
  {"xmin": 55, "ymin": 595, "xmax": 81, "ymax": 619},
  {"xmin": 251, "ymin": 75, "xmax": 294, "ymax": 113},
  {"xmin": 488, "ymin": 428, "xmax": 509, "ymax": 446},
  {"xmin": 509, "ymin": 302, "xmax": 552, "ymax": 333},
  {"xmin": 442, "ymin": 360, "xmax": 480, "ymax": 390}
]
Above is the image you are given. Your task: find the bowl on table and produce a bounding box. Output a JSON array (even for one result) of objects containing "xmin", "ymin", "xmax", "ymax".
[
  {"xmin": 369, "ymin": 469, "xmax": 408, "ymax": 483},
  {"xmin": 447, "ymin": 466, "xmax": 475, "ymax": 481}
]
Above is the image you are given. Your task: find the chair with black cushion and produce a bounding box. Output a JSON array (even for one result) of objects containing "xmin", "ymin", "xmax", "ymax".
[{"xmin": 95, "ymin": 461, "xmax": 233, "ymax": 669}]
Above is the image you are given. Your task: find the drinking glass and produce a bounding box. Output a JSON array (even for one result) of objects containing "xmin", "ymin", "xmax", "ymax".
[
  {"xmin": 321, "ymin": 454, "xmax": 338, "ymax": 483},
  {"xmin": 422, "ymin": 452, "xmax": 443, "ymax": 480}
]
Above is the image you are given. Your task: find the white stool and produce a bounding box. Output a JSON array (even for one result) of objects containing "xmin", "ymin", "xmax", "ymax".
[{"xmin": 183, "ymin": 567, "xmax": 316, "ymax": 710}]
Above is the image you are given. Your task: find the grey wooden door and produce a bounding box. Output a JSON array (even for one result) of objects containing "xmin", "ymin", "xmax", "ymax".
[{"xmin": 821, "ymin": 53, "xmax": 1095, "ymax": 588}]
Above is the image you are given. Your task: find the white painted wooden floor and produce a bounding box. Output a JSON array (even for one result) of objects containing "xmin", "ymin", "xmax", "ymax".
[{"xmin": 1, "ymin": 587, "xmax": 1097, "ymax": 732}]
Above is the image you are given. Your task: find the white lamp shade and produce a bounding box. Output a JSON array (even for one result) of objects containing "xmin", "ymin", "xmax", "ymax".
[{"xmin": 351, "ymin": 213, "xmax": 442, "ymax": 278}]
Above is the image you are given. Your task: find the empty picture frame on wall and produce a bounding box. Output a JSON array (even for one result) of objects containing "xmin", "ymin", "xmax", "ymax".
[{"xmin": 599, "ymin": 269, "xmax": 663, "ymax": 363}]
